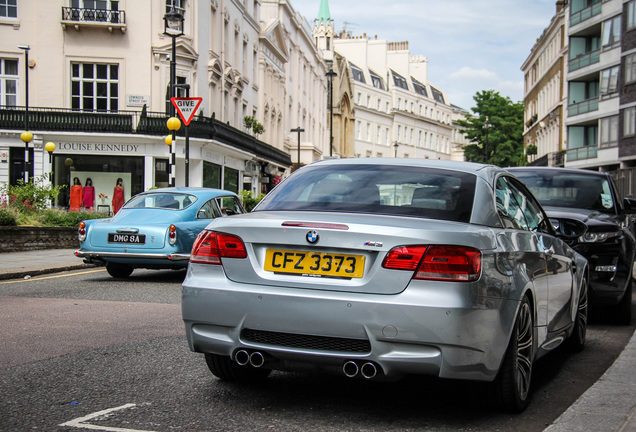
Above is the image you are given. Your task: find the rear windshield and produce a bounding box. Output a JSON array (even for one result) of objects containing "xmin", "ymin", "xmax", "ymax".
[
  {"xmin": 124, "ymin": 193, "xmax": 197, "ymax": 210},
  {"xmin": 256, "ymin": 164, "xmax": 476, "ymax": 223},
  {"xmin": 513, "ymin": 171, "xmax": 616, "ymax": 213}
]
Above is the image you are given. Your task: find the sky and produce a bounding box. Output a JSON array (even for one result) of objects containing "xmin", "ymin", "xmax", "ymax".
[{"xmin": 292, "ymin": 0, "xmax": 558, "ymax": 112}]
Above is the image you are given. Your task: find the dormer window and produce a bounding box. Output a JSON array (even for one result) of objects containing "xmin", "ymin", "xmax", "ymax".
[
  {"xmin": 412, "ymin": 77, "xmax": 428, "ymax": 97},
  {"xmin": 392, "ymin": 70, "xmax": 408, "ymax": 90},
  {"xmin": 370, "ymin": 71, "xmax": 384, "ymax": 90},
  {"xmin": 350, "ymin": 63, "xmax": 366, "ymax": 84}
]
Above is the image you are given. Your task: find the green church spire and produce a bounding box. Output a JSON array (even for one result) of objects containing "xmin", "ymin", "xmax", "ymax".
[{"xmin": 317, "ymin": 0, "xmax": 331, "ymax": 24}]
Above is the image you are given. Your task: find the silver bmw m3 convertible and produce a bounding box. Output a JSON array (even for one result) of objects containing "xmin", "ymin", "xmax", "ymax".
[{"xmin": 182, "ymin": 159, "xmax": 589, "ymax": 412}]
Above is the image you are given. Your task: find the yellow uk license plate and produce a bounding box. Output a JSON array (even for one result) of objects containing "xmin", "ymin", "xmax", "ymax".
[{"xmin": 264, "ymin": 249, "xmax": 365, "ymax": 278}]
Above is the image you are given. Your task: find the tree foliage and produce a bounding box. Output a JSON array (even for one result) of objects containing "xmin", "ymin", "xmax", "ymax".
[{"xmin": 457, "ymin": 90, "xmax": 526, "ymax": 167}]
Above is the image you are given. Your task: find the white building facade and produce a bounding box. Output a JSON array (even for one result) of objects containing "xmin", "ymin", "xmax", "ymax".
[
  {"xmin": 0, "ymin": 0, "xmax": 322, "ymax": 210},
  {"xmin": 331, "ymin": 36, "xmax": 456, "ymax": 160}
]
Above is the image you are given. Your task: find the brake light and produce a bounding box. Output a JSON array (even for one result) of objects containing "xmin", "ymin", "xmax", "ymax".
[
  {"xmin": 78, "ymin": 221, "xmax": 86, "ymax": 241},
  {"xmin": 169, "ymin": 224, "xmax": 177, "ymax": 245},
  {"xmin": 383, "ymin": 245, "xmax": 481, "ymax": 282},
  {"xmin": 190, "ymin": 230, "xmax": 247, "ymax": 264},
  {"xmin": 382, "ymin": 246, "xmax": 428, "ymax": 270}
]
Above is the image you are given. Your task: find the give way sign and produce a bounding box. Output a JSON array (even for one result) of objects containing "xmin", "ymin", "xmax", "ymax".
[{"xmin": 171, "ymin": 97, "xmax": 203, "ymax": 126}]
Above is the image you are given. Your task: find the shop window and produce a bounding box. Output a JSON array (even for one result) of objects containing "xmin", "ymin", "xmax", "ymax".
[
  {"xmin": 223, "ymin": 167, "xmax": 239, "ymax": 193},
  {"xmin": 0, "ymin": 59, "xmax": 18, "ymax": 107},
  {"xmin": 71, "ymin": 63, "xmax": 119, "ymax": 112},
  {"xmin": 0, "ymin": 0, "xmax": 17, "ymax": 18},
  {"xmin": 154, "ymin": 158, "xmax": 169, "ymax": 188},
  {"xmin": 203, "ymin": 161, "xmax": 221, "ymax": 189}
]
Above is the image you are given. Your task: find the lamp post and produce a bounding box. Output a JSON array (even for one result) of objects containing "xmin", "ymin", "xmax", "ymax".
[
  {"xmin": 291, "ymin": 127, "xmax": 304, "ymax": 171},
  {"xmin": 325, "ymin": 69, "xmax": 337, "ymax": 157},
  {"xmin": 483, "ymin": 116, "xmax": 492, "ymax": 163},
  {"xmin": 45, "ymin": 142, "xmax": 55, "ymax": 182},
  {"xmin": 175, "ymin": 83, "xmax": 191, "ymax": 186},
  {"xmin": 164, "ymin": 8, "xmax": 184, "ymax": 187},
  {"xmin": 166, "ymin": 116, "xmax": 181, "ymax": 185},
  {"xmin": 393, "ymin": 142, "xmax": 399, "ymax": 158},
  {"xmin": 18, "ymin": 44, "xmax": 31, "ymax": 183}
]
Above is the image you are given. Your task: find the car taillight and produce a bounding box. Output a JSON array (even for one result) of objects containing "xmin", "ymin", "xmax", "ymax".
[
  {"xmin": 383, "ymin": 245, "xmax": 481, "ymax": 282},
  {"xmin": 169, "ymin": 224, "xmax": 177, "ymax": 245},
  {"xmin": 190, "ymin": 230, "xmax": 247, "ymax": 264},
  {"xmin": 78, "ymin": 221, "xmax": 86, "ymax": 241}
]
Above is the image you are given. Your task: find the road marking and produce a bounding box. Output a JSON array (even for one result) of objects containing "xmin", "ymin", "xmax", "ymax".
[
  {"xmin": 0, "ymin": 269, "xmax": 106, "ymax": 284},
  {"xmin": 59, "ymin": 403, "xmax": 156, "ymax": 432}
]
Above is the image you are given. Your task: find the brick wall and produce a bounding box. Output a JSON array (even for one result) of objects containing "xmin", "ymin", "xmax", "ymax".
[{"xmin": 0, "ymin": 227, "xmax": 79, "ymax": 252}]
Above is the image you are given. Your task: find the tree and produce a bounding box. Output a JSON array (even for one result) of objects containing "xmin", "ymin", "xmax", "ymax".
[{"xmin": 457, "ymin": 90, "xmax": 526, "ymax": 167}]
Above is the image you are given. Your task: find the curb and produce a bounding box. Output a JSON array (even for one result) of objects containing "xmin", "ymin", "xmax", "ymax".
[{"xmin": 0, "ymin": 263, "xmax": 98, "ymax": 281}]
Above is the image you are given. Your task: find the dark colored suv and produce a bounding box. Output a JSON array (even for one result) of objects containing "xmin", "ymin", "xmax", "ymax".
[{"xmin": 509, "ymin": 167, "xmax": 634, "ymax": 324}]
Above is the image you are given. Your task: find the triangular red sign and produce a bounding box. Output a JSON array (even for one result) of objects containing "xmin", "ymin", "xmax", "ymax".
[{"xmin": 171, "ymin": 97, "xmax": 203, "ymax": 126}]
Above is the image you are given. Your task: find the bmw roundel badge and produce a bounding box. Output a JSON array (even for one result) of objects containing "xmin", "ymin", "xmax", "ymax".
[{"xmin": 306, "ymin": 230, "xmax": 319, "ymax": 244}]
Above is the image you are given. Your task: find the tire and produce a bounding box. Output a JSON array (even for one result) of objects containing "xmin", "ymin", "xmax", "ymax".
[
  {"xmin": 106, "ymin": 263, "xmax": 134, "ymax": 278},
  {"xmin": 493, "ymin": 296, "xmax": 534, "ymax": 412},
  {"xmin": 204, "ymin": 353, "xmax": 271, "ymax": 382},
  {"xmin": 615, "ymin": 279, "xmax": 633, "ymax": 326},
  {"xmin": 567, "ymin": 275, "xmax": 588, "ymax": 352}
]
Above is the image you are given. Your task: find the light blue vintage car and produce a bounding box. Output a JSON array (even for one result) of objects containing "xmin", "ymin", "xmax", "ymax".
[{"xmin": 75, "ymin": 187, "xmax": 245, "ymax": 278}]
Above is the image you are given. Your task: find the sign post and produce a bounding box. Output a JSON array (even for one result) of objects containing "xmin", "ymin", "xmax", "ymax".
[{"xmin": 171, "ymin": 97, "xmax": 202, "ymax": 187}]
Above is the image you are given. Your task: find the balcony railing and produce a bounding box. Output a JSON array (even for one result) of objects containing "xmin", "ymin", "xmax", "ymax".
[
  {"xmin": 567, "ymin": 97, "xmax": 599, "ymax": 116},
  {"xmin": 569, "ymin": 48, "xmax": 601, "ymax": 72},
  {"xmin": 0, "ymin": 106, "xmax": 291, "ymax": 167},
  {"xmin": 570, "ymin": 1, "xmax": 602, "ymax": 26},
  {"xmin": 61, "ymin": 7, "xmax": 125, "ymax": 24},
  {"xmin": 566, "ymin": 146, "xmax": 598, "ymax": 161}
]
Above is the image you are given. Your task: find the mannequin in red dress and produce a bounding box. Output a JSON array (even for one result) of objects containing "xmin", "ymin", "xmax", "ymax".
[
  {"xmin": 82, "ymin": 178, "xmax": 95, "ymax": 211},
  {"xmin": 69, "ymin": 177, "xmax": 82, "ymax": 212},
  {"xmin": 112, "ymin": 178, "xmax": 125, "ymax": 214}
]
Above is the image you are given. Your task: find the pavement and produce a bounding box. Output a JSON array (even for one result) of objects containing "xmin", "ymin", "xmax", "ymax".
[{"xmin": 0, "ymin": 248, "xmax": 634, "ymax": 430}]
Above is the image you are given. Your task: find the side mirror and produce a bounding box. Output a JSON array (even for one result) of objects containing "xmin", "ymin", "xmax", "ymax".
[
  {"xmin": 550, "ymin": 218, "xmax": 587, "ymax": 240},
  {"xmin": 624, "ymin": 197, "xmax": 636, "ymax": 214}
]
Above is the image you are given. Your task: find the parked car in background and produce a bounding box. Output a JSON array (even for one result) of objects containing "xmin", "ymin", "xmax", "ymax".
[
  {"xmin": 75, "ymin": 187, "xmax": 245, "ymax": 278},
  {"xmin": 182, "ymin": 159, "xmax": 589, "ymax": 412},
  {"xmin": 509, "ymin": 167, "xmax": 635, "ymax": 324}
]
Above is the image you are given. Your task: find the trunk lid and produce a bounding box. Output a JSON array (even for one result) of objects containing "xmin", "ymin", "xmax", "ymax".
[{"xmin": 206, "ymin": 211, "xmax": 496, "ymax": 295}]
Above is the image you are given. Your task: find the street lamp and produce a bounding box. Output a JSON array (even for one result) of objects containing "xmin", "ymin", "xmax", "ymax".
[
  {"xmin": 326, "ymin": 69, "xmax": 337, "ymax": 157},
  {"xmin": 164, "ymin": 8, "xmax": 184, "ymax": 187},
  {"xmin": 45, "ymin": 142, "xmax": 55, "ymax": 182},
  {"xmin": 393, "ymin": 142, "xmax": 399, "ymax": 158},
  {"xmin": 291, "ymin": 127, "xmax": 304, "ymax": 171},
  {"xmin": 175, "ymin": 83, "xmax": 191, "ymax": 186},
  {"xmin": 18, "ymin": 44, "xmax": 30, "ymax": 182},
  {"xmin": 483, "ymin": 116, "xmax": 492, "ymax": 163}
]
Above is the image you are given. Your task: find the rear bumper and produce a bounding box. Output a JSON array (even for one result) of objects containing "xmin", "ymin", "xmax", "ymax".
[
  {"xmin": 75, "ymin": 250, "xmax": 190, "ymax": 262},
  {"xmin": 182, "ymin": 265, "xmax": 519, "ymax": 382}
]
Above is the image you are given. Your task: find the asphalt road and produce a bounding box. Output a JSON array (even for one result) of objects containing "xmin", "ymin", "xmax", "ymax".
[{"xmin": 0, "ymin": 268, "xmax": 634, "ymax": 432}]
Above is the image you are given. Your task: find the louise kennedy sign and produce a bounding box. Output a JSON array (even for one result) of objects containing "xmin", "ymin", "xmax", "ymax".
[{"xmin": 58, "ymin": 142, "xmax": 145, "ymax": 154}]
